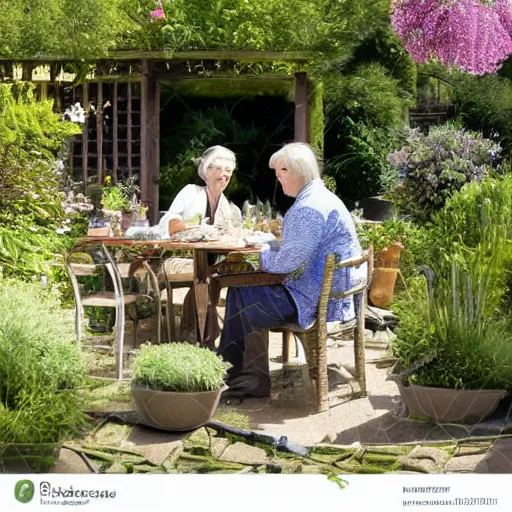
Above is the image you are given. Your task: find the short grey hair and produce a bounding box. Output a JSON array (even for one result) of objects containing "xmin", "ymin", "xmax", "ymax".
[
  {"xmin": 196, "ymin": 145, "xmax": 236, "ymax": 183},
  {"xmin": 269, "ymin": 143, "xmax": 320, "ymax": 184}
]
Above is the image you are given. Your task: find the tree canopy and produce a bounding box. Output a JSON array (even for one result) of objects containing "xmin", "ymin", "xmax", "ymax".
[{"xmin": 0, "ymin": 0, "xmax": 393, "ymax": 60}]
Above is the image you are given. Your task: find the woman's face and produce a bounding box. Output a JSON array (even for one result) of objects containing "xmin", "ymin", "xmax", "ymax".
[
  {"xmin": 275, "ymin": 163, "xmax": 304, "ymax": 197},
  {"xmin": 205, "ymin": 165, "xmax": 233, "ymax": 194}
]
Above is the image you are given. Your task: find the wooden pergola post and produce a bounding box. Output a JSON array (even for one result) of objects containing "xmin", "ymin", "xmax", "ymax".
[
  {"xmin": 294, "ymin": 72, "xmax": 309, "ymax": 143},
  {"xmin": 140, "ymin": 59, "xmax": 161, "ymax": 225}
]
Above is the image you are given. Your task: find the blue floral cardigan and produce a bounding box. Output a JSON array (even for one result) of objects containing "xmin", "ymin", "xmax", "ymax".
[{"xmin": 260, "ymin": 179, "xmax": 366, "ymax": 328}]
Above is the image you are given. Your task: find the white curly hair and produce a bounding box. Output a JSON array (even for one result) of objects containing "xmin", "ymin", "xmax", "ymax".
[
  {"xmin": 269, "ymin": 143, "xmax": 321, "ymax": 184},
  {"xmin": 195, "ymin": 145, "xmax": 236, "ymax": 183}
]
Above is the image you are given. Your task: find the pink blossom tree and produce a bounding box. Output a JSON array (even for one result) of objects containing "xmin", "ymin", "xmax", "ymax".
[{"xmin": 392, "ymin": 0, "xmax": 512, "ymax": 74}]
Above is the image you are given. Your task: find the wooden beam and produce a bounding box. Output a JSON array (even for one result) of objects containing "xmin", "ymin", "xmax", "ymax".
[
  {"xmin": 39, "ymin": 82, "xmax": 48, "ymax": 101},
  {"xmin": 140, "ymin": 60, "xmax": 161, "ymax": 225},
  {"xmin": 294, "ymin": 72, "xmax": 309, "ymax": 143},
  {"xmin": 96, "ymin": 83, "xmax": 104, "ymax": 184},
  {"xmin": 0, "ymin": 50, "xmax": 315, "ymax": 63},
  {"xmin": 82, "ymin": 83, "xmax": 89, "ymax": 189},
  {"xmin": 154, "ymin": 73, "xmax": 294, "ymax": 81},
  {"xmin": 127, "ymin": 82, "xmax": 132, "ymax": 178},
  {"xmin": 113, "ymin": 82, "xmax": 118, "ymax": 184}
]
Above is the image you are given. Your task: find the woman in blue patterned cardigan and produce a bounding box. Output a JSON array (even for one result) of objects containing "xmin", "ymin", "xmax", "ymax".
[{"xmin": 219, "ymin": 143, "xmax": 366, "ymax": 399}]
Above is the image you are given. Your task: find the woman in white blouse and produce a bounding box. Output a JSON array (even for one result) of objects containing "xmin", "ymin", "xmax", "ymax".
[
  {"xmin": 159, "ymin": 145, "xmax": 241, "ymax": 237},
  {"xmin": 158, "ymin": 145, "xmax": 241, "ymax": 343}
]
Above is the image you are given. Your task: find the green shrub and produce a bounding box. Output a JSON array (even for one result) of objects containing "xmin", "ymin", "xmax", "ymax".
[
  {"xmin": 394, "ymin": 263, "xmax": 512, "ymax": 391},
  {"xmin": 0, "ymin": 84, "xmax": 81, "ymax": 280},
  {"xmin": 387, "ymin": 124, "xmax": 502, "ymax": 222},
  {"xmin": 0, "ymin": 279, "xmax": 88, "ymax": 443},
  {"xmin": 325, "ymin": 63, "xmax": 407, "ymax": 128},
  {"xmin": 132, "ymin": 343, "xmax": 228, "ymax": 393},
  {"xmin": 429, "ymin": 175, "xmax": 512, "ymax": 312},
  {"xmin": 356, "ymin": 219, "xmax": 433, "ymax": 277},
  {"xmin": 325, "ymin": 119, "xmax": 401, "ymax": 208},
  {"xmin": 451, "ymin": 73, "xmax": 512, "ymax": 157}
]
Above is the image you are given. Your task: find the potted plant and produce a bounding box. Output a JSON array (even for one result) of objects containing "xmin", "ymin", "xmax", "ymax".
[
  {"xmin": 394, "ymin": 262, "xmax": 512, "ymax": 424},
  {"xmin": 131, "ymin": 342, "xmax": 228, "ymax": 431},
  {"xmin": 101, "ymin": 176, "xmax": 143, "ymax": 234}
]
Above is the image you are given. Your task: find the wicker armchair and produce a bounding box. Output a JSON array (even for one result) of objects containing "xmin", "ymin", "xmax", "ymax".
[{"xmin": 210, "ymin": 248, "xmax": 372, "ymax": 413}]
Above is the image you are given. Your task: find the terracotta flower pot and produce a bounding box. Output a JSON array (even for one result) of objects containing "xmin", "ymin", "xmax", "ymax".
[
  {"xmin": 398, "ymin": 383, "xmax": 507, "ymax": 424},
  {"xmin": 131, "ymin": 384, "xmax": 227, "ymax": 431},
  {"xmin": 369, "ymin": 243, "xmax": 404, "ymax": 308}
]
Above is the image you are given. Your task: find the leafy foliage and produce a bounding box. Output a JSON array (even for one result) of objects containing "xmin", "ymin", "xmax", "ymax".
[
  {"xmin": 357, "ymin": 219, "xmax": 433, "ymax": 277},
  {"xmin": 387, "ymin": 124, "xmax": 501, "ymax": 222},
  {"xmin": 0, "ymin": 0, "xmax": 129, "ymax": 59},
  {"xmin": 0, "ymin": 84, "xmax": 81, "ymax": 279},
  {"xmin": 394, "ymin": 263, "xmax": 512, "ymax": 391},
  {"xmin": 322, "ymin": 61, "xmax": 411, "ymax": 208},
  {"xmin": 159, "ymin": 100, "xmax": 293, "ymax": 211},
  {"xmin": 0, "ymin": 0, "xmax": 403, "ymax": 57},
  {"xmin": 325, "ymin": 118, "xmax": 401, "ymax": 208},
  {"xmin": 0, "ymin": 279, "xmax": 88, "ymax": 443},
  {"xmin": 133, "ymin": 342, "xmax": 228, "ymax": 392},
  {"xmin": 325, "ymin": 63, "xmax": 407, "ymax": 128},
  {"xmin": 392, "ymin": 175, "xmax": 512, "ymax": 390},
  {"xmin": 429, "ymin": 175, "xmax": 512, "ymax": 311},
  {"xmin": 451, "ymin": 73, "xmax": 512, "ymax": 156}
]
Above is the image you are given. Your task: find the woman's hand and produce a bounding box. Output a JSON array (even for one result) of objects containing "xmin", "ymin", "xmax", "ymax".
[{"xmin": 168, "ymin": 219, "xmax": 185, "ymax": 235}]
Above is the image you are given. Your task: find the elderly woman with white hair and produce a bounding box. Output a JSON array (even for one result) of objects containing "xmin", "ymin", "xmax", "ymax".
[
  {"xmin": 159, "ymin": 145, "xmax": 241, "ymax": 237},
  {"xmin": 218, "ymin": 142, "xmax": 366, "ymax": 399},
  {"xmin": 158, "ymin": 145, "xmax": 241, "ymax": 341}
]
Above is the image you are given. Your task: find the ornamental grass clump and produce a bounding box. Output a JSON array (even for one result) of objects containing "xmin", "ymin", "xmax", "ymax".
[
  {"xmin": 132, "ymin": 343, "xmax": 228, "ymax": 393},
  {"xmin": 0, "ymin": 279, "xmax": 88, "ymax": 444},
  {"xmin": 394, "ymin": 261, "xmax": 512, "ymax": 391}
]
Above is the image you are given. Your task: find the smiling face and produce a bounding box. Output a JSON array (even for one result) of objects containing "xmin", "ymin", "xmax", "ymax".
[
  {"xmin": 274, "ymin": 162, "xmax": 305, "ymax": 198},
  {"xmin": 205, "ymin": 164, "xmax": 234, "ymax": 195}
]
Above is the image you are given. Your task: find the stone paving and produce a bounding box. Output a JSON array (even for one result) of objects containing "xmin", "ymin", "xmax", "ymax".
[{"xmin": 45, "ymin": 328, "xmax": 512, "ymax": 475}]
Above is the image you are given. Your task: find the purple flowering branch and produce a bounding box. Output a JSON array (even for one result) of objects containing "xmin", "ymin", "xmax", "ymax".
[{"xmin": 392, "ymin": 0, "xmax": 512, "ymax": 74}]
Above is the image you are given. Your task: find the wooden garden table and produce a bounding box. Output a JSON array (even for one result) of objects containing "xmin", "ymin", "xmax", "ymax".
[{"xmin": 75, "ymin": 237, "xmax": 282, "ymax": 344}]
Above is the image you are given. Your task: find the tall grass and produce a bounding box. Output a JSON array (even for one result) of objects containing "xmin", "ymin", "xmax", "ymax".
[
  {"xmin": 0, "ymin": 279, "xmax": 88, "ymax": 443},
  {"xmin": 406, "ymin": 262, "xmax": 512, "ymax": 390}
]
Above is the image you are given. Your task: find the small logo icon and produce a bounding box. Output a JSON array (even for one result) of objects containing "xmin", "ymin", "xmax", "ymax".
[
  {"xmin": 14, "ymin": 480, "xmax": 34, "ymax": 503},
  {"xmin": 40, "ymin": 482, "xmax": 51, "ymax": 497}
]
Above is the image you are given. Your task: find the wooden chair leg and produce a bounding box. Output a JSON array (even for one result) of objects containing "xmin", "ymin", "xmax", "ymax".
[
  {"xmin": 168, "ymin": 284, "xmax": 176, "ymax": 341},
  {"xmin": 315, "ymin": 324, "xmax": 329, "ymax": 413},
  {"xmin": 354, "ymin": 291, "xmax": 367, "ymax": 396},
  {"xmin": 132, "ymin": 306, "xmax": 138, "ymax": 349},
  {"xmin": 282, "ymin": 330, "xmax": 291, "ymax": 364},
  {"xmin": 300, "ymin": 328, "xmax": 329, "ymax": 412}
]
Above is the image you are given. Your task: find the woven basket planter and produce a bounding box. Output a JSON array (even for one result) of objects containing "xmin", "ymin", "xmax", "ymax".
[
  {"xmin": 131, "ymin": 384, "xmax": 227, "ymax": 432},
  {"xmin": 398, "ymin": 383, "xmax": 507, "ymax": 424}
]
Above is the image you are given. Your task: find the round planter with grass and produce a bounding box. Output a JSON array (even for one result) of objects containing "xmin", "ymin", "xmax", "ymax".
[
  {"xmin": 131, "ymin": 384, "xmax": 227, "ymax": 431},
  {"xmin": 398, "ymin": 383, "xmax": 507, "ymax": 424},
  {"xmin": 131, "ymin": 342, "xmax": 228, "ymax": 431}
]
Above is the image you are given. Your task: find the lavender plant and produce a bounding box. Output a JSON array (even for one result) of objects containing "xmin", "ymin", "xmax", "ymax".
[{"xmin": 387, "ymin": 124, "xmax": 502, "ymax": 221}]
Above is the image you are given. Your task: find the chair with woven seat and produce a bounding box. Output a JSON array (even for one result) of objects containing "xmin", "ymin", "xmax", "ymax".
[
  {"xmin": 67, "ymin": 243, "xmax": 161, "ymax": 380},
  {"xmin": 210, "ymin": 248, "xmax": 373, "ymax": 413}
]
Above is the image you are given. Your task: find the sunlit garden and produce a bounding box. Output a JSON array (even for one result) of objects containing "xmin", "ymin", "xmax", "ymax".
[{"xmin": 3, "ymin": 0, "xmax": 512, "ymax": 476}]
